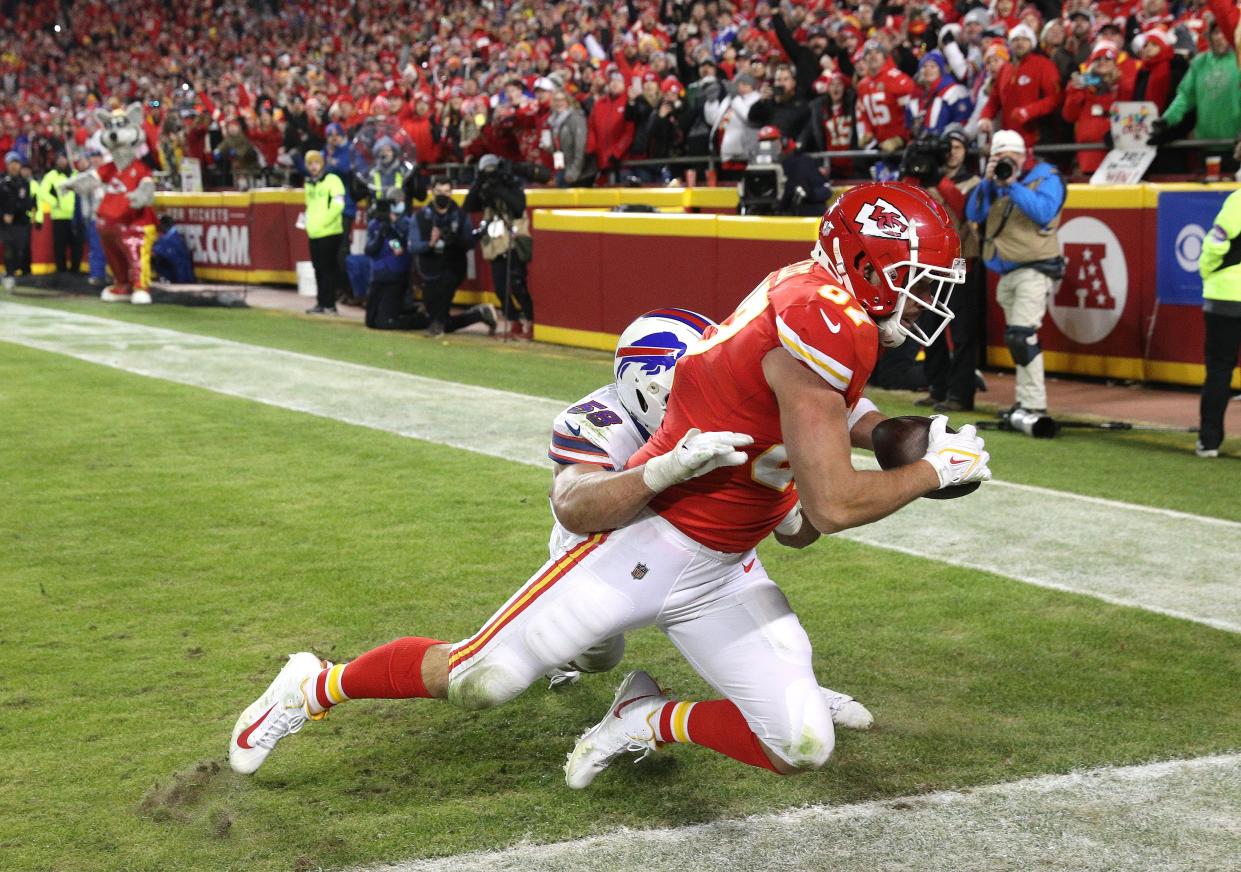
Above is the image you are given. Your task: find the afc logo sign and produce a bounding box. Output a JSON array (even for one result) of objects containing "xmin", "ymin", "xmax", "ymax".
[{"xmin": 1050, "ymin": 217, "xmax": 1127, "ymax": 345}]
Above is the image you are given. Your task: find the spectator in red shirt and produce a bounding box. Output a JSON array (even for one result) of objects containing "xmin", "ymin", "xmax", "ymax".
[
  {"xmin": 979, "ymin": 24, "xmax": 1062, "ymax": 149},
  {"xmin": 587, "ymin": 69, "xmax": 634, "ymax": 183},
  {"xmin": 1062, "ymin": 45, "xmax": 1134, "ymax": 174},
  {"xmin": 249, "ymin": 110, "xmax": 284, "ymax": 169},
  {"xmin": 1133, "ymin": 30, "xmax": 1175, "ymax": 113}
]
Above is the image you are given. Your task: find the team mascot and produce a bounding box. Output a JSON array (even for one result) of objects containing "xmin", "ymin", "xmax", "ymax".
[{"xmin": 62, "ymin": 103, "xmax": 157, "ymax": 304}]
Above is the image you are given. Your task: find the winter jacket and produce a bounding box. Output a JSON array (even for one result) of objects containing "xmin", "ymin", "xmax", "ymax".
[
  {"xmin": 1133, "ymin": 40, "xmax": 1173, "ymax": 112},
  {"xmin": 152, "ymin": 227, "xmax": 196, "ymax": 283},
  {"xmin": 1200, "ymin": 189, "xmax": 1241, "ymax": 313},
  {"xmin": 704, "ymin": 89, "xmax": 761, "ymax": 162},
  {"xmin": 548, "ymin": 107, "xmax": 588, "ymax": 183},
  {"xmin": 966, "ymin": 160, "xmax": 1066, "ymax": 275},
  {"xmin": 215, "ymin": 132, "xmax": 260, "ymax": 174},
  {"xmin": 625, "ymin": 96, "xmax": 658, "ymax": 157},
  {"xmin": 588, "ymin": 92, "xmax": 635, "ymax": 170},
  {"xmin": 365, "ymin": 215, "xmax": 412, "ymax": 282},
  {"xmin": 1063, "ymin": 76, "xmax": 1133, "ymax": 173},
  {"xmin": 750, "ymin": 94, "xmax": 811, "ymax": 143},
  {"xmin": 982, "ymin": 52, "xmax": 1063, "ymax": 147},
  {"xmin": 906, "ymin": 54, "xmax": 974, "ymax": 136},
  {"xmin": 1162, "ymin": 49, "xmax": 1241, "ymax": 140},
  {"xmin": 0, "ymin": 170, "xmax": 35, "ymax": 225},
  {"xmin": 407, "ymin": 202, "xmax": 474, "ymax": 279}
]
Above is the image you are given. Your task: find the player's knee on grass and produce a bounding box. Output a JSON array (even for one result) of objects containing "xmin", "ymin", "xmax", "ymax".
[
  {"xmin": 446, "ymin": 662, "xmax": 530, "ymax": 711},
  {"xmin": 569, "ymin": 635, "xmax": 625, "ymax": 674},
  {"xmin": 761, "ymin": 684, "xmax": 835, "ymax": 773}
]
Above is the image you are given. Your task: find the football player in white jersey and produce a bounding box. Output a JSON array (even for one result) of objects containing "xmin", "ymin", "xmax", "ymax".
[{"xmin": 541, "ymin": 308, "xmax": 874, "ymax": 731}]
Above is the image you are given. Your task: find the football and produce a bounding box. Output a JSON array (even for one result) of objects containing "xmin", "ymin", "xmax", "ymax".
[{"xmin": 871, "ymin": 415, "xmax": 981, "ymax": 500}]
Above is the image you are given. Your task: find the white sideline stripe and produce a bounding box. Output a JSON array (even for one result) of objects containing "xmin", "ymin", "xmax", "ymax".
[
  {"xmin": 356, "ymin": 754, "xmax": 1241, "ymax": 872},
  {"xmin": 2, "ymin": 301, "xmax": 1239, "ymax": 634}
]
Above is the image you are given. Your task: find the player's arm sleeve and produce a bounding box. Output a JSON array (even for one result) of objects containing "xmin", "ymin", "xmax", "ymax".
[
  {"xmin": 773, "ymin": 299, "xmax": 857, "ymax": 394},
  {"xmin": 1200, "ymin": 191, "xmax": 1241, "ymax": 278},
  {"xmin": 547, "ymin": 417, "xmax": 617, "ymax": 470}
]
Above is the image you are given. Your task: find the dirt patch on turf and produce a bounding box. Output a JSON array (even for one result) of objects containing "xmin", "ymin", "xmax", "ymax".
[{"xmin": 137, "ymin": 759, "xmax": 227, "ymax": 822}]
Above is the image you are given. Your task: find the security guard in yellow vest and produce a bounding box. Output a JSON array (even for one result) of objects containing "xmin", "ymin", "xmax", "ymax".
[
  {"xmin": 966, "ymin": 129, "xmax": 1067, "ymax": 414},
  {"xmin": 38, "ymin": 153, "xmax": 81, "ymax": 273},
  {"xmin": 1195, "ymin": 189, "xmax": 1241, "ymax": 456},
  {"xmin": 303, "ymin": 149, "xmax": 347, "ymax": 315}
]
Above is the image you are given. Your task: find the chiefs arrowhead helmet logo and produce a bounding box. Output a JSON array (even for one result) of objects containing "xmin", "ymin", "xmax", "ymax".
[{"xmin": 855, "ymin": 198, "xmax": 910, "ymax": 239}]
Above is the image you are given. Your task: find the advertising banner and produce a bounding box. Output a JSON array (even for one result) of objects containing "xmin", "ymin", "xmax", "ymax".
[
  {"xmin": 1154, "ymin": 190, "xmax": 1230, "ymax": 305},
  {"xmin": 158, "ymin": 203, "xmax": 253, "ymax": 272}
]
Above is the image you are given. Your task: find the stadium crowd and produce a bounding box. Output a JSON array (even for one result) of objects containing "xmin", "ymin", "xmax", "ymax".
[{"xmin": 3, "ymin": 0, "xmax": 1241, "ymax": 191}]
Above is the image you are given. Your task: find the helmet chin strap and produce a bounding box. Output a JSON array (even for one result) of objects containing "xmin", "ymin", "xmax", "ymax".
[{"xmin": 811, "ymin": 240, "xmax": 853, "ymax": 294}]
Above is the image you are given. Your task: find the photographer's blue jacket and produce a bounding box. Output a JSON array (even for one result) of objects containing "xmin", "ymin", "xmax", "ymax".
[
  {"xmin": 365, "ymin": 216, "xmax": 412, "ymax": 282},
  {"xmin": 152, "ymin": 226, "xmax": 196, "ymax": 284},
  {"xmin": 966, "ymin": 160, "xmax": 1065, "ymax": 274}
]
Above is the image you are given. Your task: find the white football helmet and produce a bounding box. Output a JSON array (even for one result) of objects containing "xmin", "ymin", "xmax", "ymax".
[{"xmin": 614, "ymin": 308, "xmax": 715, "ymax": 437}]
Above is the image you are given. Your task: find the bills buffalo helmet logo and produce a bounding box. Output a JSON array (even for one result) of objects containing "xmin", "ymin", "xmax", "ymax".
[
  {"xmin": 854, "ymin": 198, "xmax": 910, "ymax": 239},
  {"xmin": 614, "ymin": 331, "xmax": 688, "ymax": 378}
]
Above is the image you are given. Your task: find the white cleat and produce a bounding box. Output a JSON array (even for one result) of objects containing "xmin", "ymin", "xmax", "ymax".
[
  {"xmin": 130, "ymin": 289, "xmax": 152, "ymax": 305},
  {"xmin": 564, "ymin": 670, "xmax": 668, "ymax": 790},
  {"xmin": 228, "ymin": 652, "xmax": 327, "ymax": 774},
  {"xmin": 823, "ymin": 687, "xmax": 874, "ymax": 731},
  {"xmin": 546, "ymin": 665, "xmax": 581, "ymax": 690},
  {"xmin": 99, "ymin": 286, "xmax": 132, "ymax": 303}
]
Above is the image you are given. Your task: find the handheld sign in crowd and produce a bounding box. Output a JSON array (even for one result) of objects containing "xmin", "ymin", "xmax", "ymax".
[{"xmin": 1090, "ymin": 102, "xmax": 1158, "ymax": 186}]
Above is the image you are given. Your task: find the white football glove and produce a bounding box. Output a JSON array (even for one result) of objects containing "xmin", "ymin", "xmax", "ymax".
[
  {"xmin": 774, "ymin": 501, "xmax": 804, "ymax": 537},
  {"xmin": 921, "ymin": 415, "xmax": 992, "ymax": 489},
  {"xmin": 642, "ymin": 428, "xmax": 754, "ymax": 494}
]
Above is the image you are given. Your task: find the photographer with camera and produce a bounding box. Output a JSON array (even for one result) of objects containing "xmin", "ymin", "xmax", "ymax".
[
  {"xmin": 464, "ymin": 154, "xmax": 534, "ymax": 339},
  {"xmin": 1062, "ymin": 45, "xmax": 1133, "ymax": 174},
  {"xmin": 363, "ymin": 196, "xmax": 412, "ymax": 330},
  {"xmin": 408, "ymin": 177, "xmax": 495, "ymax": 337},
  {"xmin": 966, "ymin": 129, "xmax": 1066, "ymax": 416}
]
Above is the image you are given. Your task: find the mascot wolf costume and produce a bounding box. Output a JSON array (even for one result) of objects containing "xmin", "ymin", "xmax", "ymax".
[{"xmin": 62, "ymin": 103, "xmax": 157, "ymax": 303}]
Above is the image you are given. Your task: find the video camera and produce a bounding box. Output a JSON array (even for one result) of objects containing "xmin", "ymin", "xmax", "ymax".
[
  {"xmin": 900, "ymin": 134, "xmax": 949, "ymax": 188},
  {"xmin": 740, "ymin": 128, "xmax": 787, "ymax": 215}
]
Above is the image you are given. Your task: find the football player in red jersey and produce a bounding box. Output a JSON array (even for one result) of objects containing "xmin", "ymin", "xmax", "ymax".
[{"xmin": 227, "ymin": 183, "xmax": 991, "ymax": 790}]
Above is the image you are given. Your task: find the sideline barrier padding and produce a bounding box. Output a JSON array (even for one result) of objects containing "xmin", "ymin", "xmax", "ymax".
[
  {"xmin": 531, "ymin": 184, "xmax": 1241, "ymax": 388},
  {"xmin": 21, "ymin": 183, "xmax": 1231, "ymax": 387}
]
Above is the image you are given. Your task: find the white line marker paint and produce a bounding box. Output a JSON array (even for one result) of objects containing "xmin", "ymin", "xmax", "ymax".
[
  {"xmin": 3, "ymin": 302, "xmax": 1238, "ymax": 633},
  {"xmin": 354, "ymin": 754, "xmax": 1241, "ymax": 872}
]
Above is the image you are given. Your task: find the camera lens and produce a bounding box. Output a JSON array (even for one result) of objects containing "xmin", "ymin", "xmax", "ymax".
[{"xmin": 994, "ymin": 160, "xmax": 1013, "ymax": 181}]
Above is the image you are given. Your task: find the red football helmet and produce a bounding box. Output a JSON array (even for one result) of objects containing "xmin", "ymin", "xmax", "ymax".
[{"xmin": 811, "ymin": 182, "xmax": 965, "ymax": 347}]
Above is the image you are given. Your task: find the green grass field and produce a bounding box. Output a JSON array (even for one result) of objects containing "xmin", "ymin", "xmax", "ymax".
[{"xmin": 2, "ymin": 293, "xmax": 1239, "ymax": 871}]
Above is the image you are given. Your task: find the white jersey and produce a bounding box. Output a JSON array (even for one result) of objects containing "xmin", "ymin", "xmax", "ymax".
[{"xmin": 547, "ymin": 384, "xmax": 645, "ymax": 556}]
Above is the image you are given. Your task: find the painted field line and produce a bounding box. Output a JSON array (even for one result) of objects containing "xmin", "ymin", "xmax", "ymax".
[
  {"xmin": 353, "ymin": 753, "xmax": 1241, "ymax": 872},
  {"xmin": 2, "ymin": 301, "xmax": 1238, "ymax": 633}
]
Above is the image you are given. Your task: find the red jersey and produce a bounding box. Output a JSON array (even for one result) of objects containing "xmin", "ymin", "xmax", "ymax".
[
  {"xmin": 627, "ymin": 260, "xmax": 879, "ymax": 553},
  {"xmin": 856, "ymin": 62, "xmax": 916, "ymax": 144},
  {"xmin": 96, "ymin": 160, "xmax": 155, "ymax": 226}
]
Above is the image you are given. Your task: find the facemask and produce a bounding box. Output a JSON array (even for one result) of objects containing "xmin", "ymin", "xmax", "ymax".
[{"xmin": 434, "ymin": 194, "xmax": 453, "ymax": 209}]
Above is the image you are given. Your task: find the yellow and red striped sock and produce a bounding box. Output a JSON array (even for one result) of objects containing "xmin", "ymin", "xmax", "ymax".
[
  {"xmin": 307, "ymin": 663, "xmax": 348, "ymax": 715},
  {"xmin": 654, "ymin": 699, "xmax": 779, "ymax": 772}
]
